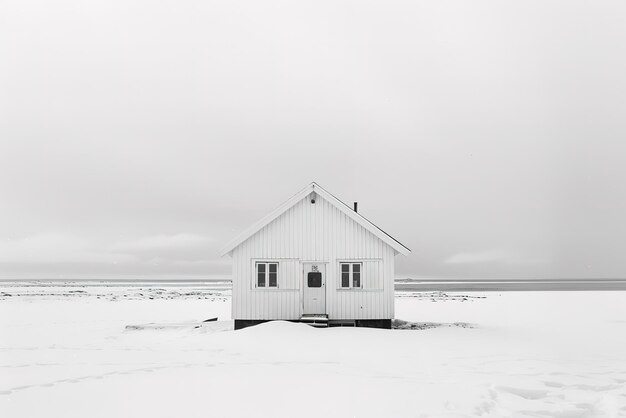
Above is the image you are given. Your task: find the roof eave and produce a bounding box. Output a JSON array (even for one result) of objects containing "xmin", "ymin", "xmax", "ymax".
[{"xmin": 219, "ymin": 183, "xmax": 316, "ymax": 256}]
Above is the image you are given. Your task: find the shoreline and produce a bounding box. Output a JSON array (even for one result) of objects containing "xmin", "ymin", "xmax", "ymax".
[{"xmin": 1, "ymin": 278, "xmax": 626, "ymax": 291}]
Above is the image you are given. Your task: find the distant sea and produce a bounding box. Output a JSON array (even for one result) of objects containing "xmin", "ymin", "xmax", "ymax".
[
  {"xmin": 0, "ymin": 276, "xmax": 231, "ymax": 288},
  {"xmin": 1, "ymin": 277, "xmax": 626, "ymax": 291},
  {"xmin": 395, "ymin": 279, "xmax": 626, "ymax": 292}
]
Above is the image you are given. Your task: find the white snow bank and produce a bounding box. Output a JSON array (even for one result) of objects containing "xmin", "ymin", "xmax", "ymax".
[{"xmin": 1, "ymin": 289, "xmax": 625, "ymax": 417}]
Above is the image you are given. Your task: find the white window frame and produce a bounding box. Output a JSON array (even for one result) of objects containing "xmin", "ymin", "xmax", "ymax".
[
  {"xmin": 339, "ymin": 262, "xmax": 362, "ymax": 289},
  {"xmin": 255, "ymin": 261, "xmax": 279, "ymax": 288}
]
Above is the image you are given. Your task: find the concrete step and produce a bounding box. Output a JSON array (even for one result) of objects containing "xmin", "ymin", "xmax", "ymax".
[{"xmin": 299, "ymin": 315, "xmax": 329, "ymax": 328}]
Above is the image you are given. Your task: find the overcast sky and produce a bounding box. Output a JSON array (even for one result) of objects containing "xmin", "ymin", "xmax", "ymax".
[{"xmin": 2, "ymin": 0, "xmax": 626, "ymax": 279}]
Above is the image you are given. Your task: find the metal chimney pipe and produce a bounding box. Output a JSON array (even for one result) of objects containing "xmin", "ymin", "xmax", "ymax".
[{"xmin": 353, "ymin": 202, "xmax": 358, "ymax": 212}]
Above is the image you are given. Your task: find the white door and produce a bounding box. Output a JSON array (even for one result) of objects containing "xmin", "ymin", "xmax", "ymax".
[{"xmin": 303, "ymin": 263, "xmax": 326, "ymax": 315}]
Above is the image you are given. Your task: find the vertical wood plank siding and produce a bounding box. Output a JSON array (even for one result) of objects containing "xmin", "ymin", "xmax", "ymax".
[{"xmin": 231, "ymin": 194, "xmax": 396, "ymax": 320}]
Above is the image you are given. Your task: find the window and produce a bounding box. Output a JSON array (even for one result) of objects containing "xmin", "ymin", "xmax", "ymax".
[
  {"xmin": 340, "ymin": 262, "xmax": 362, "ymax": 289},
  {"xmin": 256, "ymin": 262, "xmax": 278, "ymax": 288},
  {"xmin": 307, "ymin": 272, "xmax": 322, "ymax": 288}
]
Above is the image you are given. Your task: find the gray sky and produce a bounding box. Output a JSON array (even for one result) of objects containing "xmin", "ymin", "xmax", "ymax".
[{"xmin": 2, "ymin": 0, "xmax": 626, "ymax": 279}]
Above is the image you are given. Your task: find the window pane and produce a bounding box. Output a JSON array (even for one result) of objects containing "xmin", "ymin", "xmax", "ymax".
[
  {"xmin": 308, "ymin": 272, "xmax": 322, "ymax": 287},
  {"xmin": 353, "ymin": 272, "xmax": 361, "ymax": 288},
  {"xmin": 258, "ymin": 271, "xmax": 266, "ymax": 287},
  {"xmin": 269, "ymin": 272, "xmax": 277, "ymax": 287},
  {"xmin": 269, "ymin": 263, "xmax": 277, "ymax": 273},
  {"xmin": 341, "ymin": 272, "xmax": 350, "ymax": 288},
  {"xmin": 353, "ymin": 263, "xmax": 360, "ymax": 273},
  {"xmin": 258, "ymin": 263, "xmax": 266, "ymax": 273},
  {"xmin": 341, "ymin": 263, "xmax": 349, "ymax": 273}
]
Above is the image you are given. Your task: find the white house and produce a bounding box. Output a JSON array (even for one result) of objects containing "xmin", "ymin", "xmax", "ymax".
[{"xmin": 220, "ymin": 182, "xmax": 410, "ymax": 329}]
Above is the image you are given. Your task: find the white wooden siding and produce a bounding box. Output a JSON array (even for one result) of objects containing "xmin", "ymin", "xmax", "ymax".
[
  {"xmin": 279, "ymin": 259, "xmax": 300, "ymax": 290},
  {"xmin": 231, "ymin": 193, "xmax": 397, "ymax": 320}
]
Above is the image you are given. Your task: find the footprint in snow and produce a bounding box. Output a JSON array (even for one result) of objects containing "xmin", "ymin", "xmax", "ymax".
[
  {"xmin": 543, "ymin": 381, "xmax": 565, "ymax": 388},
  {"xmin": 496, "ymin": 386, "xmax": 549, "ymax": 400}
]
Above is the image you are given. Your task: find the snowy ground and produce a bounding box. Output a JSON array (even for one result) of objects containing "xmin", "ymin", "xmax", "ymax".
[{"xmin": 1, "ymin": 285, "xmax": 625, "ymax": 417}]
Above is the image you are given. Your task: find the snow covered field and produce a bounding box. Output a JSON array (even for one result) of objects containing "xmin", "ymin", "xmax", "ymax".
[{"xmin": 1, "ymin": 285, "xmax": 625, "ymax": 417}]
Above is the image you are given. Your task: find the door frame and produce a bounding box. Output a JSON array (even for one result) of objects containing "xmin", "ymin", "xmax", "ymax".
[{"xmin": 301, "ymin": 261, "xmax": 328, "ymax": 315}]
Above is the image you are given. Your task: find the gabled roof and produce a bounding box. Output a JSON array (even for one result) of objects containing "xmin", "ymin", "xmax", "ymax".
[{"xmin": 220, "ymin": 182, "xmax": 411, "ymax": 257}]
